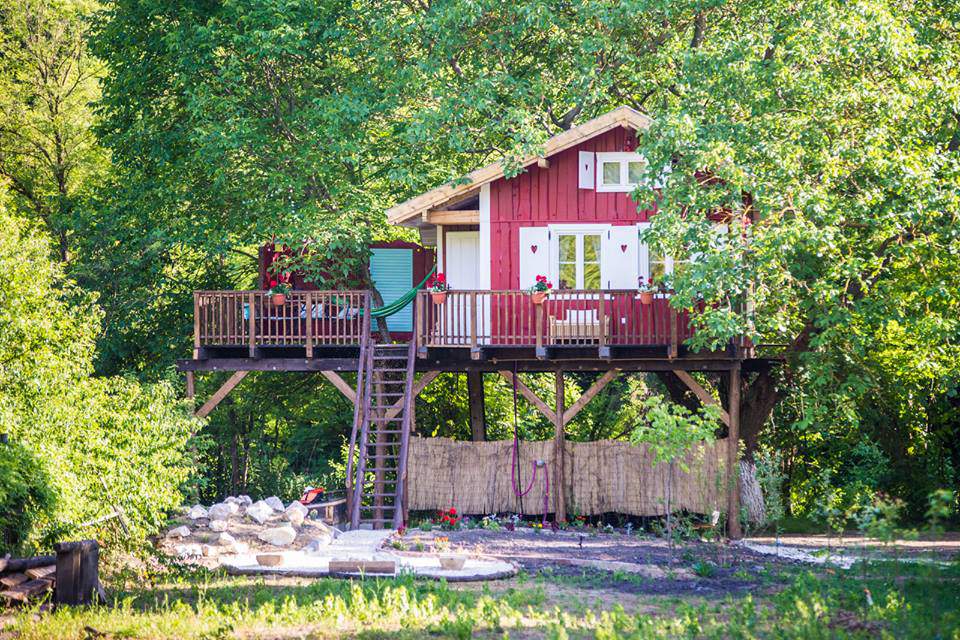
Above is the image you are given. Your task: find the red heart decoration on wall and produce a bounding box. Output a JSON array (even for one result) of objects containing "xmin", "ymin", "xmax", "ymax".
[
  {"xmin": 531, "ymin": 245, "xmax": 538, "ymax": 253},
  {"xmin": 621, "ymin": 244, "xmax": 628, "ymax": 253}
]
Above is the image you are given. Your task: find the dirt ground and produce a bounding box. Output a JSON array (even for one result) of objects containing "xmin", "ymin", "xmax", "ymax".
[
  {"xmin": 747, "ymin": 532, "xmax": 960, "ymax": 558},
  {"xmin": 397, "ymin": 526, "xmax": 797, "ymax": 596}
]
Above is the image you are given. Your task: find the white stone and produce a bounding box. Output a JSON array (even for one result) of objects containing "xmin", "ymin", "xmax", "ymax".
[
  {"xmin": 232, "ymin": 542, "xmax": 250, "ymax": 554},
  {"xmin": 284, "ymin": 502, "xmax": 308, "ymax": 527},
  {"xmin": 167, "ymin": 525, "xmax": 191, "ymax": 539},
  {"xmin": 237, "ymin": 495, "xmax": 253, "ymax": 506},
  {"xmin": 264, "ymin": 496, "xmax": 285, "ymax": 512},
  {"xmin": 246, "ymin": 501, "xmax": 274, "ymax": 525},
  {"xmin": 224, "ymin": 496, "xmax": 241, "ymax": 505},
  {"xmin": 303, "ymin": 534, "xmax": 333, "ymax": 552},
  {"xmin": 208, "ymin": 502, "xmax": 238, "ymax": 521},
  {"xmin": 209, "ymin": 519, "xmax": 229, "ymax": 532},
  {"xmin": 217, "ymin": 532, "xmax": 237, "ymax": 546},
  {"xmin": 174, "ymin": 543, "xmax": 203, "ymax": 557},
  {"xmin": 257, "ymin": 525, "xmax": 298, "ymax": 547},
  {"xmin": 187, "ymin": 505, "xmax": 208, "ymax": 520}
]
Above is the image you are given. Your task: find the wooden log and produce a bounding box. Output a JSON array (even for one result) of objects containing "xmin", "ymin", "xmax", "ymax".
[
  {"xmin": 554, "ymin": 371, "xmax": 566, "ymax": 523},
  {"xmin": 1, "ymin": 578, "xmax": 54, "ymax": 603},
  {"xmin": 467, "ymin": 371, "xmax": 486, "ymax": 441},
  {"xmin": 727, "ymin": 363, "xmax": 742, "ymax": 539},
  {"xmin": 25, "ymin": 565, "xmax": 55, "ymax": 580},
  {"xmin": 0, "ymin": 555, "xmax": 55, "ymax": 574},
  {"xmin": 0, "ymin": 574, "xmax": 28, "ymax": 588},
  {"xmin": 327, "ymin": 560, "xmax": 396, "ymax": 574}
]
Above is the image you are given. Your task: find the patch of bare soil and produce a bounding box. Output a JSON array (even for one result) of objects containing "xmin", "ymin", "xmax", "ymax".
[
  {"xmin": 746, "ymin": 532, "xmax": 960, "ymax": 560},
  {"xmin": 400, "ymin": 527, "xmax": 800, "ymax": 596}
]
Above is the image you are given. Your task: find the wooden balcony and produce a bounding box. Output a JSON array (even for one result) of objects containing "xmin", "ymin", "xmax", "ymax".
[
  {"xmin": 415, "ymin": 289, "xmax": 693, "ymax": 357},
  {"xmin": 192, "ymin": 288, "xmax": 710, "ymax": 360}
]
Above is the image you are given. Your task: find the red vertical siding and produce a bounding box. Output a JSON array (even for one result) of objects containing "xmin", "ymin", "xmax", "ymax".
[{"xmin": 489, "ymin": 126, "xmax": 658, "ymax": 289}]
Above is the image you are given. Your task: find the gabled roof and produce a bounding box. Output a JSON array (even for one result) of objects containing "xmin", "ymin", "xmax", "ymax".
[{"xmin": 386, "ymin": 106, "xmax": 653, "ymax": 225}]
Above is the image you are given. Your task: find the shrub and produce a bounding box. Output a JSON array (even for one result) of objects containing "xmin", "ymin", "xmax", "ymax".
[{"xmin": 0, "ymin": 441, "xmax": 57, "ymax": 554}]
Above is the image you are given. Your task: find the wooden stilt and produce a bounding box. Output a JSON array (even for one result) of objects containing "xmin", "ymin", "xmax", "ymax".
[
  {"xmin": 467, "ymin": 371, "xmax": 486, "ymax": 441},
  {"xmin": 727, "ymin": 362, "xmax": 742, "ymax": 539},
  {"xmin": 554, "ymin": 371, "xmax": 566, "ymax": 523},
  {"xmin": 195, "ymin": 371, "xmax": 248, "ymax": 419},
  {"xmin": 185, "ymin": 372, "xmax": 195, "ymax": 400}
]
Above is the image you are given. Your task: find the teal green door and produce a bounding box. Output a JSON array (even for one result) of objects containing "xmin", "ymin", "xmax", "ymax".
[{"xmin": 369, "ymin": 248, "xmax": 414, "ymax": 332}]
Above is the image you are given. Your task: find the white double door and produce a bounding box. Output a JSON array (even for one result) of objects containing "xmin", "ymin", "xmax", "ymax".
[{"xmin": 444, "ymin": 231, "xmax": 485, "ymax": 343}]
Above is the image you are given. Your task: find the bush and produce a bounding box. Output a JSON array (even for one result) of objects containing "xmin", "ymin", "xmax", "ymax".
[{"xmin": 0, "ymin": 441, "xmax": 57, "ymax": 554}]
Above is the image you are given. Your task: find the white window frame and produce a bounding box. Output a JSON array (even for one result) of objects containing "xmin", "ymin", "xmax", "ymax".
[
  {"xmin": 548, "ymin": 223, "xmax": 610, "ymax": 290},
  {"xmin": 596, "ymin": 152, "xmax": 650, "ymax": 193}
]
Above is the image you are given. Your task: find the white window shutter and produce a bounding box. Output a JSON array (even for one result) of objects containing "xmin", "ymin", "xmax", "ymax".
[
  {"xmin": 578, "ymin": 151, "xmax": 595, "ymax": 189},
  {"xmin": 637, "ymin": 222, "xmax": 651, "ymax": 283},
  {"xmin": 601, "ymin": 226, "xmax": 640, "ymax": 289},
  {"xmin": 518, "ymin": 226, "xmax": 550, "ymax": 289}
]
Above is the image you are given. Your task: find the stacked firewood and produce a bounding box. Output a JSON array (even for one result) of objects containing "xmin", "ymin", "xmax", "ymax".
[{"xmin": 0, "ymin": 555, "xmax": 57, "ymax": 605}]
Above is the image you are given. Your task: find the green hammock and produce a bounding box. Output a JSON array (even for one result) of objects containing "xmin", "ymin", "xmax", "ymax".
[{"xmin": 365, "ymin": 265, "xmax": 437, "ymax": 319}]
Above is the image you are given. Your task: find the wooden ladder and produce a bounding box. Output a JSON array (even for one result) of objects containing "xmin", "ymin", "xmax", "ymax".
[{"xmin": 348, "ymin": 340, "xmax": 416, "ymax": 529}]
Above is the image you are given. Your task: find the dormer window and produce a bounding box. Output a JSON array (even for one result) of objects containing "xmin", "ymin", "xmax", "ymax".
[{"xmin": 595, "ymin": 152, "xmax": 650, "ymax": 192}]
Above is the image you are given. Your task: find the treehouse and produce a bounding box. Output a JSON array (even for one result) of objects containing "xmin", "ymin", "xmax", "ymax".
[{"xmin": 180, "ymin": 106, "xmax": 765, "ymax": 537}]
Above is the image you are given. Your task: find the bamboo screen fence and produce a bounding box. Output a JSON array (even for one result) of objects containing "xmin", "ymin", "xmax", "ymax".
[{"xmin": 406, "ymin": 436, "xmax": 729, "ymax": 517}]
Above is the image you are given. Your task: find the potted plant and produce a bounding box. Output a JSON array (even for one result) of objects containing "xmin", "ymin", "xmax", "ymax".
[
  {"xmin": 268, "ymin": 279, "xmax": 291, "ymax": 306},
  {"xmin": 427, "ymin": 272, "xmax": 450, "ymax": 304},
  {"xmin": 638, "ymin": 277, "xmax": 656, "ymax": 305},
  {"xmin": 529, "ymin": 275, "xmax": 553, "ymax": 305}
]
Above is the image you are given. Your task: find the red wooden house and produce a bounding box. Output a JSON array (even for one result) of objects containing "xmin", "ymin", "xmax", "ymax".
[{"xmin": 182, "ymin": 107, "xmax": 755, "ymax": 534}]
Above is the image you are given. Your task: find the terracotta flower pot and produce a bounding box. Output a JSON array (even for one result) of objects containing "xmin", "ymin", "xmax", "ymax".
[
  {"xmin": 531, "ymin": 291, "xmax": 549, "ymax": 305},
  {"xmin": 431, "ymin": 291, "xmax": 447, "ymax": 305},
  {"xmin": 271, "ymin": 293, "xmax": 287, "ymax": 306},
  {"xmin": 639, "ymin": 291, "xmax": 654, "ymax": 305}
]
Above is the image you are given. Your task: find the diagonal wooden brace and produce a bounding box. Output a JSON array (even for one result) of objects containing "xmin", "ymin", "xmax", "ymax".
[
  {"xmin": 195, "ymin": 371, "xmax": 248, "ymax": 418},
  {"xmin": 671, "ymin": 369, "xmax": 730, "ymax": 426},
  {"xmin": 498, "ymin": 370, "xmax": 557, "ymax": 424}
]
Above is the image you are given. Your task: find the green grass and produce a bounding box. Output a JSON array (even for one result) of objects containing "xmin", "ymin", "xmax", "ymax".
[{"xmin": 6, "ymin": 559, "xmax": 960, "ymax": 638}]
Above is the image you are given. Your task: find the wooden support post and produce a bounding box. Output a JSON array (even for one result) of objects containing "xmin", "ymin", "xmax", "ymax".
[
  {"xmin": 669, "ymin": 309, "xmax": 678, "ymax": 359},
  {"xmin": 193, "ymin": 292, "xmax": 201, "ymax": 358},
  {"xmin": 305, "ymin": 292, "xmax": 313, "ymax": 359},
  {"xmin": 320, "ymin": 370, "xmax": 356, "ymax": 403},
  {"xmin": 467, "ymin": 371, "xmax": 486, "ymax": 441},
  {"xmin": 248, "ymin": 293, "xmax": 256, "ymax": 357},
  {"xmin": 554, "ymin": 371, "xmax": 566, "ymax": 523},
  {"xmin": 671, "ymin": 369, "xmax": 731, "ymax": 427},
  {"xmin": 185, "ymin": 372, "xmax": 195, "ymax": 400},
  {"xmin": 727, "ymin": 362, "xmax": 742, "ymax": 539},
  {"xmin": 54, "ymin": 540, "xmax": 102, "ymax": 606},
  {"xmin": 195, "ymin": 371, "xmax": 248, "ymax": 419},
  {"xmin": 535, "ymin": 304, "xmax": 545, "ymax": 358}
]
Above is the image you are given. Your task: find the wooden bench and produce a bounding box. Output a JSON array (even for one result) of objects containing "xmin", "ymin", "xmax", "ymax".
[{"xmin": 548, "ymin": 310, "xmax": 610, "ymax": 344}]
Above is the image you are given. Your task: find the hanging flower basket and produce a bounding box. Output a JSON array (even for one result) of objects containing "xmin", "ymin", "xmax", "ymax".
[
  {"xmin": 431, "ymin": 291, "xmax": 448, "ymax": 305},
  {"xmin": 528, "ymin": 275, "xmax": 553, "ymax": 305}
]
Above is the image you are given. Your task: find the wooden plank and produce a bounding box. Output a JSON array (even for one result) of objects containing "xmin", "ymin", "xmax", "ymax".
[
  {"xmin": 195, "ymin": 371, "xmax": 248, "ymax": 418},
  {"xmin": 498, "ymin": 370, "xmax": 557, "ymax": 423},
  {"xmin": 554, "ymin": 371, "xmax": 566, "ymax": 522},
  {"xmin": 671, "ymin": 369, "xmax": 731, "ymax": 427},
  {"xmin": 0, "ymin": 555, "xmax": 55, "ymax": 574},
  {"xmin": 562, "ymin": 369, "xmax": 620, "ymax": 425},
  {"xmin": 25, "ymin": 565, "xmax": 55, "ymax": 580},
  {"xmin": 0, "ymin": 574, "xmax": 28, "ymax": 588},
  {"xmin": 1, "ymin": 578, "xmax": 53, "ymax": 603},
  {"xmin": 328, "ymin": 560, "xmax": 396, "ymax": 574},
  {"xmin": 320, "ymin": 370, "xmax": 356, "ymax": 403},
  {"xmin": 424, "ymin": 210, "xmax": 480, "ymax": 224},
  {"xmin": 727, "ymin": 363, "xmax": 742, "ymax": 539}
]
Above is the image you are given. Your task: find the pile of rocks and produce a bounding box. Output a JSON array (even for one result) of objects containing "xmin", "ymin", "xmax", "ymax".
[{"xmin": 163, "ymin": 495, "xmax": 337, "ymax": 563}]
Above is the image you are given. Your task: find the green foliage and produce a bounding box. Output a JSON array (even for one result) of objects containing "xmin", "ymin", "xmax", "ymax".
[
  {"xmin": 0, "ymin": 441, "xmax": 57, "ymax": 554},
  {"xmin": 631, "ymin": 395, "xmax": 720, "ymax": 470},
  {"xmin": 0, "ymin": 197, "xmax": 196, "ymax": 549}
]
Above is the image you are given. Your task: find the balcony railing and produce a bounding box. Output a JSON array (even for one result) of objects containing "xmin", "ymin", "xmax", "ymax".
[
  {"xmin": 194, "ymin": 290, "xmax": 370, "ymax": 357},
  {"xmin": 193, "ymin": 289, "xmax": 699, "ymax": 357},
  {"xmin": 415, "ymin": 289, "xmax": 691, "ymax": 354}
]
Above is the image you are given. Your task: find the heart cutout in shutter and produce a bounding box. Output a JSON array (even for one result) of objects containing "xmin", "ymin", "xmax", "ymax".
[
  {"xmin": 620, "ymin": 244, "xmax": 628, "ymax": 253},
  {"xmin": 530, "ymin": 245, "xmax": 538, "ymax": 254}
]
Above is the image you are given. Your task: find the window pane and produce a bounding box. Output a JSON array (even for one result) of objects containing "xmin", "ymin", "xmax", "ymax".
[
  {"xmin": 559, "ymin": 263, "xmax": 576, "ymax": 290},
  {"xmin": 583, "ymin": 234, "xmax": 601, "ymax": 262},
  {"xmin": 559, "ymin": 235, "xmax": 576, "ymax": 262},
  {"xmin": 583, "ymin": 262, "xmax": 601, "ymax": 289},
  {"xmin": 602, "ymin": 161, "xmax": 620, "ymax": 185},
  {"xmin": 628, "ymin": 160, "xmax": 647, "ymax": 185}
]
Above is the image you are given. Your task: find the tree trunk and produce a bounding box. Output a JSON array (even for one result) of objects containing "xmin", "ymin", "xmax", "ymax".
[
  {"xmin": 361, "ymin": 261, "xmax": 392, "ymax": 342},
  {"xmin": 739, "ymin": 460, "xmax": 766, "ymax": 525}
]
